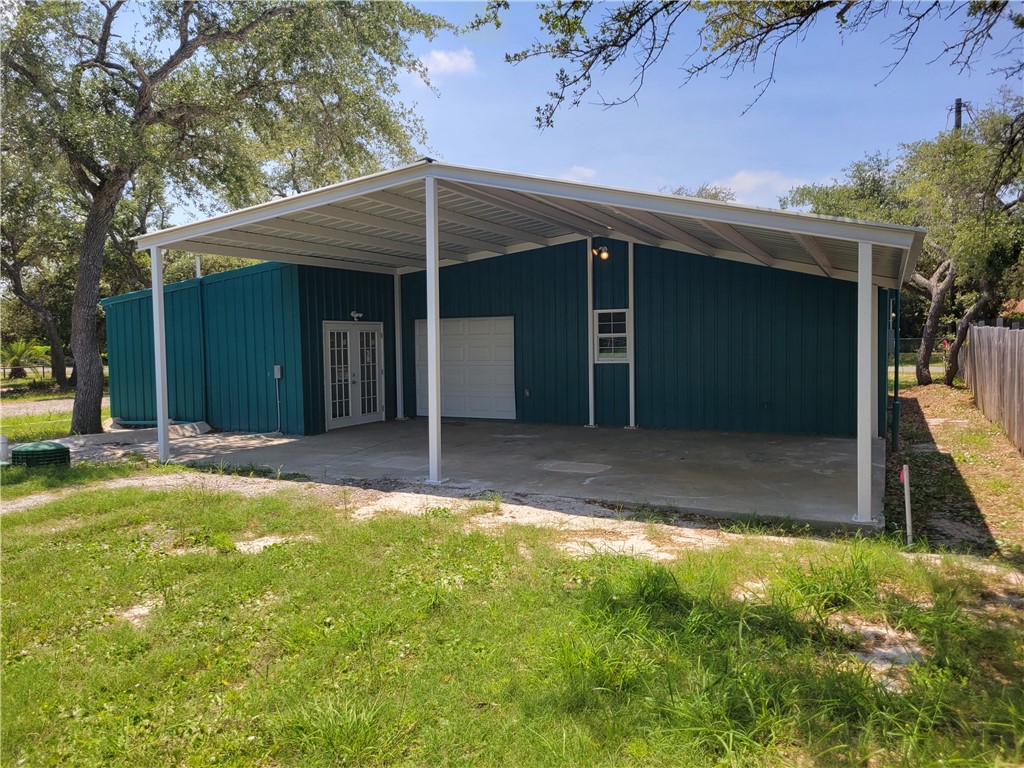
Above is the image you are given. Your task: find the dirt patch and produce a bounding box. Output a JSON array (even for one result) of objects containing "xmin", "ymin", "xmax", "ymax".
[
  {"xmin": 235, "ymin": 534, "xmax": 317, "ymax": 555},
  {"xmin": 468, "ymin": 499, "xmax": 743, "ymax": 561},
  {"xmin": 350, "ymin": 491, "xmax": 464, "ymax": 520},
  {"xmin": 733, "ymin": 580, "xmax": 769, "ymax": 602},
  {"xmin": 116, "ymin": 598, "xmax": 161, "ymax": 628},
  {"xmin": 833, "ymin": 614, "xmax": 925, "ymax": 692}
]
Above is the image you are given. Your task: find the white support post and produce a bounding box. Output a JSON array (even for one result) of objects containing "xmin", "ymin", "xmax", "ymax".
[
  {"xmin": 586, "ymin": 236, "xmax": 596, "ymax": 427},
  {"xmin": 871, "ymin": 287, "xmax": 878, "ymax": 438},
  {"xmin": 194, "ymin": 254, "xmax": 202, "ymax": 280},
  {"xmin": 150, "ymin": 247, "xmax": 170, "ymax": 463},
  {"xmin": 393, "ymin": 272, "xmax": 406, "ymax": 420},
  {"xmin": 425, "ymin": 176, "xmax": 442, "ymax": 482},
  {"xmin": 856, "ymin": 241, "xmax": 873, "ymax": 522},
  {"xmin": 626, "ymin": 241, "xmax": 637, "ymax": 428}
]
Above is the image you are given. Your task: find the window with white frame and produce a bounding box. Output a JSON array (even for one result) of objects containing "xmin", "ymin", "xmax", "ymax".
[{"xmin": 595, "ymin": 309, "xmax": 629, "ymax": 362}]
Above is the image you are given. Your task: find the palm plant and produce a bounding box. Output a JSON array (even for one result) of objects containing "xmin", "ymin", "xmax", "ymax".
[{"xmin": 2, "ymin": 340, "xmax": 48, "ymax": 379}]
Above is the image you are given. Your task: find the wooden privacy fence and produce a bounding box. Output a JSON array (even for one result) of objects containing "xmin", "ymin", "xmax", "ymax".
[{"xmin": 963, "ymin": 324, "xmax": 1024, "ymax": 456}]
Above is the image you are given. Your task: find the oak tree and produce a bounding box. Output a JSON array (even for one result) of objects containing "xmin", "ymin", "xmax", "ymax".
[{"xmin": 3, "ymin": 1, "xmax": 447, "ymax": 433}]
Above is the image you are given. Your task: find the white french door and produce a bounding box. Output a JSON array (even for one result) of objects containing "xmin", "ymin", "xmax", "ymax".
[{"xmin": 323, "ymin": 322, "xmax": 385, "ymax": 430}]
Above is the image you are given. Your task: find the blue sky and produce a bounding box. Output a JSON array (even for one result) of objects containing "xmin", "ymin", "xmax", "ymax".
[{"xmin": 398, "ymin": 2, "xmax": 1022, "ymax": 207}]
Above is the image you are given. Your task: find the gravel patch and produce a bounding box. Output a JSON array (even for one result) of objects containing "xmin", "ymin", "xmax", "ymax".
[{"xmin": 0, "ymin": 396, "xmax": 108, "ymax": 418}]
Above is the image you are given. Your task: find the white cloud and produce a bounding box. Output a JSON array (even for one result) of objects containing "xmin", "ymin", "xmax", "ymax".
[
  {"xmin": 420, "ymin": 48, "xmax": 477, "ymax": 77},
  {"xmin": 560, "ymin": 165, "xmax": 598, "ymax": 183},
  {"xmin": 713, "ymin": 170, "xmax": 806, "ymax": 208}
]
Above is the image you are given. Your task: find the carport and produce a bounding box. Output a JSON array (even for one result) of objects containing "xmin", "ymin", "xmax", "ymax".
[{"xmin": 133, "ymin": 159, "xmax": 924, "ymax": 524}]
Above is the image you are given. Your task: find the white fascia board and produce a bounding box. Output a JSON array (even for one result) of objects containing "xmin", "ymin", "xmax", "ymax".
[
  {"xmin": 136, "ymin": 162, "xmax": 433, "ymax": 249},
  {"xmin": 899, "ymin": 230, "xmax": 926, "ymax": 287},
  {"xmin": 428, "ymin": 164, "xmax": 924, "ymax": 251}
]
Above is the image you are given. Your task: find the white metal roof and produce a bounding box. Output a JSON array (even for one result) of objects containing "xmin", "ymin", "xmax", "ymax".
[{"xmin": 137, "ymin": 158, "xmax": 925, "ymax": 287}]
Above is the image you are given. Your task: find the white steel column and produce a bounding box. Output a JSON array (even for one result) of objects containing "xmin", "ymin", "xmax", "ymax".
[
  {"xmin": 150, "ymin": 247, "xmax": 170, "ymax": 463},
  {"xmin": 626, "ymin": 241, "xmax": 637, "ymax": 428},
  {"xmin": 856, "ymin": 241, "xmax": 873, "ymax": 522},
  {"xmin": 393, "ymin": 272, "xmax": 406, "ymax": 420},
  {"xmin": 586, "ymin": 236, "xmax": 596, "ymax": 427},
  {"xmin": 425, "ymin": 177, "xmax": 442, "ymax": 482},
  {"xmin": 871, "ymin": 287, "xmax": 879, "ymax": 437}
]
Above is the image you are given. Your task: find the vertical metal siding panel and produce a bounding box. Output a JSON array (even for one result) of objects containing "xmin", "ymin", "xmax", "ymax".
[{"xmin": 631, "ymin": 245, "xmax": 857, "ymax": 436}]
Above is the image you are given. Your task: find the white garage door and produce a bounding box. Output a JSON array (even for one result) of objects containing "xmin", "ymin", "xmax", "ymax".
[{"xmin": 415, "ymin": 316, "xmax": 516, "ymax": 420}]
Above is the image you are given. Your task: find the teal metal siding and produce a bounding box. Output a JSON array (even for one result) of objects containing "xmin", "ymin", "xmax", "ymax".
[
  {"xmin": 102, "ymin": 280, "xmax": 205, "ymax": 424},
  {"xmin": 592, "ymin": 238, "xmax": 630, "ymax": 425},
  {"xmin": 401, "ymin": 242, "xmax": 588, "ymax": 424},
  {"xmin": 102, "ymin": 263, "xmax": 305, "ymax": 434},
  {"xmin": 592, "ymin": 238, "xmax": 629, "ymax": 310},
  {"xmin": 296, "ymin": 266, "xmax": 397, "ymax": 434},
  {"xmin": 595, "ymin": 364, "xmax": 629, "ymax": 426},
  {"xmin": 634, "ymin": 245, "xmax": 858, "ymax": 436},
  {"xmin": 201, "ymin": 264, "xmax": 304, "ymax": 434}
]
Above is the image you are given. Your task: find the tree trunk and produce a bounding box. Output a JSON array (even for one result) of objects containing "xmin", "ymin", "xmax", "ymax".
[
  {"xmin": 911, "ymin": 260, "xmax": 956, "ymax": 385},
  {"xmin": 39, "ymin": 310, "xmax": 68, "ymax": 389},
  {"xmin": 70, "ymin": 175, "xmax": 130, "ymax": 434},
  {"xmin": 944, "ymin": 289, "xmax": 993, "ymax": 385}
]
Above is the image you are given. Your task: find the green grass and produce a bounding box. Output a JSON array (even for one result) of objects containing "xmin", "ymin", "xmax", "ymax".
[
  {"xmin": 0, "ymin": 407, "xmax": 111, "ymax": 443},
  {"xmin": 2, "ymin": 482, "xmax": 1022, "ymax": 766},
  {"xmin": 0, "ymin": 458, "xmax": 172, "ymax": 502}
]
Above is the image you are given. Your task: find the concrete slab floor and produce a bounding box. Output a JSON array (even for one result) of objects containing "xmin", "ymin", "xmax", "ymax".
[{"xmin": 70, "ymin": 420, "xmax": 886, "ymax": 532}]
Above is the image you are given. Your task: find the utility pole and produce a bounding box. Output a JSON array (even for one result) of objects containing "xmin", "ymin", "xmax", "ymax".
[{"xmin": 954, "ymin": 97, "xmax": 963, "ymax": 130}]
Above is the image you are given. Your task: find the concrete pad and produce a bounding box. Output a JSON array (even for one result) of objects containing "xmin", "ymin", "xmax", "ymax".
[{"xmin": 67, "ymin": 420, "xmax": 885, "ymax": 531}]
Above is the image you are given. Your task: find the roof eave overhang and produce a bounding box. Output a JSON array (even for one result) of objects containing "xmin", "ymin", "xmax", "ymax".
[{"xmin": 135, "ymin": 160, "xmax": 926, "ymax": 289}]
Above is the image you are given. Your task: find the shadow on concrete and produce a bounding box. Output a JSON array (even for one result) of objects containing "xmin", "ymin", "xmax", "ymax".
[{"xmin": 883, "ymin": 394, "xmax": 999, "ymax": 558}]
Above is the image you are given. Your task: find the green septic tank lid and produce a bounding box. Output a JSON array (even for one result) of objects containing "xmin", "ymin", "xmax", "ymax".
[{"xmin": 11, "ymin": 441, "xmax": 71, "ymax": 467}]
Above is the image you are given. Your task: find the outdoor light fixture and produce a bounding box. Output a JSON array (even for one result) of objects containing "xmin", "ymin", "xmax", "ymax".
[
  {"xmin": 592, "ymin": 246, "xmax": 610, "ymax": 260},
  {"xmin": 350, "ymin": 311, "xmax": 364, "ymax": 321}
]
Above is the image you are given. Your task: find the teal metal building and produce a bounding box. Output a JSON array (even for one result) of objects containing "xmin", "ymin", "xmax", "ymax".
[
  {"xmin": 103, "ymin": 237, "xmax": 892, "ymax": 439},
  {"xmin": 123, "ymin": 160, "xmax": 923, "ymax": 524}
]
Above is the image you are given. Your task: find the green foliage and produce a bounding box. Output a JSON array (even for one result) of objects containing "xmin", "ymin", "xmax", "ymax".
[
  {"xmin": 1, "ymin": 340, "xmax": 48, "ymax": 369},
  {"xmin": 3, "ymin": 0, "xmax": 451, "ymax": 431},
  {"xmin": 782, "ymin": 92, "xmax": 1024, "ymax": 347}
]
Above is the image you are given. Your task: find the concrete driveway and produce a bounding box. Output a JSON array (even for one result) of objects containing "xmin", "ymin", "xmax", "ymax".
[{"xmin": 65, "ymin": 419, "xmax": 885, "ymax": 531}]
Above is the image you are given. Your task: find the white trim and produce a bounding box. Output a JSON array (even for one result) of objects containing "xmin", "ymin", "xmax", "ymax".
[
  {"xmin": 856, "ymin": 242, "xmax": 874, "ymax": 522},
  {"xmin": 322, "ymin": 321, "xmax": 385, "ymax": 430},
  {"xmin": 393, "ymin": 274, "xmax": 405, "ymax": 420},
  {"xmin": 871, "ymin": 287, "xmax": 879, "ymax": 438},
  {"xmin": 627, "ymin": 242, "xmax": 637, "ymax": 428},
  {"xmin": 425, "ymin": 177, "xmax": 442, "ymax": 482},
  {"xmin": 586, "ymin": 237, "xmax": 595, "ymax": 427},
  {"xmin": 150, "ymin": 247, "xmax": 169, "ymax": 462}
]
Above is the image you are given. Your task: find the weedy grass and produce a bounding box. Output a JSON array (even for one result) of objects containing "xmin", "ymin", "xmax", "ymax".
[
  {"xmin": 0, "ymin": 407, "xmax": 111, "ymax": 443},
  {"xmin": 0, "ymin": 456, "xmax": 170, "ymax": 502},
  {"xmin": 2, "ymin": 481, "xmax": 1022, "ymax": 767}
]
